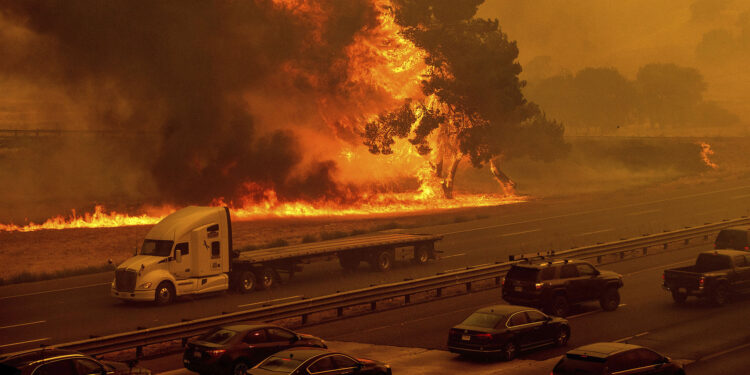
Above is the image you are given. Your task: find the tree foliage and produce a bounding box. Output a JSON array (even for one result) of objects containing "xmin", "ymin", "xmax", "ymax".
[{"xmin": 362, "ymin": 0, "xmax": 568, "ymax": 197}]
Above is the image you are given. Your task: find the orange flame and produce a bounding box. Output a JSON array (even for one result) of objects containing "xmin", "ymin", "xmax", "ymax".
[
  {"xmin": 699, "ymin": 142, "xmax": 718, "ymax": 170},
  {"xmin": 0, "ymin": 205, "xmax": 165, "ymax": 232},
  {"xmin": 0, "ymin": 1, "xmax": 527, "ymax": 233}
]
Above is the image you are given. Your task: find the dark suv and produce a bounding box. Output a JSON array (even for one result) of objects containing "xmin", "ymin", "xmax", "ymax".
[
  {"xmin": 502, "ymin": 259, "xmax": 623, "ymax": 316},
  {"xmin": 715, "ymin": 226, "xmax": 750, "ymax": 250}
]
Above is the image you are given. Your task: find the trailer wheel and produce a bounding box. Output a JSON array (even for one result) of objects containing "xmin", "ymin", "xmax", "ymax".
[
  {"xmin": 338, "ymin": 254, "xmax": 360, "ymax": 272},
  {"xmin": 370, "ymin": 249, "xmax": 394, "ymax": 272},
  {"xmin": 412, "ymin": 245, "xmax": 430, "ymax": 265},
  {"xmin": 259, "ymin": 266, "xmax": 279, "ymax": 289},
  {"xmin": 236, "ymin": 270, "xmax": 257, "ymax": 293}
]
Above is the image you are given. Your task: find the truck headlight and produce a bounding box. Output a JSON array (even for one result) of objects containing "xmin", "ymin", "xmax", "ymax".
[{"xmin": 139, "ymin": 282, "xmax": 153, "ymax": 289}]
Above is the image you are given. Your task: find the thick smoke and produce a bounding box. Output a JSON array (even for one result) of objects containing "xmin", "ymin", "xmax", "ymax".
[{"xmin": 0, "ymin": 0, "xmax": 379, "ymax": 212}]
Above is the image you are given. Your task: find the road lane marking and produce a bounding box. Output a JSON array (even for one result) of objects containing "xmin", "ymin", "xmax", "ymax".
[
  {"xmin": 626, "ymin": 209, "xmax": 661, "ymax": 216},
  {"xmin": 0, "ymin": 338, "xmax": 49, "ymax": 348},
  {"xmin": 624, "ymin": 259, "xmax": 694, "ymax": 277},
  {"xmin": 238, "ymin": 295, "xmax": 303, "ymax": 308},
  {"xmin": 498, "ymin": 229, "xmax": 541, "ymax": 237},
  {"xmin": 439, "ymin": 185, "xmax": 750, "ymax": 236},
  {"xmin": 698, "ymin": 341, "xmax": 750, "ymax": 362},
  {"xmin": 0, "ymin": 320, "xmax": 46, "ymax": 330},
  {"xmin": 441, "ymin": 253, "xmax": 466, "ymax": 259},
  {"xmin": 614, "ymin": 331, "xmax": 649, "ymax": 343},
  {"xmin": 332, "ymin": 305, "xmax": 481, "ymax": 337},
  {"xmin": 0, "ymin": 282, "xmax": 111, "ymax": 300},
  {"xmin": 568, "ymin": 304, "xmax": 626, "ymax": 319},
  {"xmin": 576, "ymin": 228, "xmax": 614, "ymax": 236},
  {"xmin": 731, "ymin": 194, "xmax": 750, "ymax": 200}
]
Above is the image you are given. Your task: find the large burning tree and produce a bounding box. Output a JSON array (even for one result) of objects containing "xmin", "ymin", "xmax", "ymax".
[{"xmin": 363, "ymin": 0, "xmax": 568, "ymax": 198}]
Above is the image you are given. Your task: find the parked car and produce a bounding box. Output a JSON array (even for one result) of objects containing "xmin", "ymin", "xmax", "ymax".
[
  {"xmin": 247, "ymin": 347, "xmax": 391, "ymax": 375},
  {"xmin": 447, "ymin": 304, "xmax": 570, "ymax": 360},
  {"xmin": 502, "ymin": 258, "xmax": 623, "ymax": 316},
  {"xmin": 552, "ymin": 342, "xmax": 684, "ymax": 375},
  {"xmin": 715, "ymin": 226, "xmax": 750, "ymax": 250},
  {"xmin": 663, "ymin": 249, "xmax": 750, "ymax": 305},
  {"xmin": 0, "ymin": 348, "xmax": 150, "ymax": 375},
  {"xmin": 183, "ymin": 323, "xmax": 326, "ymax": 375}
]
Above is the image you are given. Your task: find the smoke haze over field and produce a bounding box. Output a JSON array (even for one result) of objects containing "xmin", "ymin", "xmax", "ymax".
[{"xmin": 478, "ymin": 0, "xmax": 750, "ymax": 128}]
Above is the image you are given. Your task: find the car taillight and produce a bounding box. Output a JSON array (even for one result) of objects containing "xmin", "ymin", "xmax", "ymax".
[
  {"xmin": 206, "ymin": 349, "xmax": 226, "ymax": 357},
  {"xmin": 474, "ymin": 333, "xmax": 494, "ymax": 341},
  {"xmin": 699, "ymin": 277, "xmax": 705, "ymax": 284},
  {"xmin": 535, "ymin": 282, "xmax": 543, "ymax": 290},
  {"xmin": 745, "ymin": 246, "xmax": 749, "ymax": 250},
  {"xmin": 662, "ymin": 273, "xmax": 665, "ymax": 280},
  {"xmin": 501, "ymin": 277, "xmax": 506, "ymax": 286}
]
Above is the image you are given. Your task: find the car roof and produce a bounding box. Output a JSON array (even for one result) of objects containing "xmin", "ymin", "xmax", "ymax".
[
  {"xmin": 722, "ymin": 226, "xmax": 750, "ymax": 232},
  {"xmin": 474, "ymin": 304, "xmax": 531, "ymax": 315},
  {"xmin": 0, "ymin": 349, "xmax": 86, "ymax": 368},
  {"xmin": 700, "ymin": 249, "xmax": 750, "ymax": 256},
  {"xmin": 220, "ymin": 323, "xmax": 279, "ymax": 332},
  {"xmin": 269, "ymin": 347, "xmax": 336, "ymax": 362},
  {"xmin": 567, "ymin": 342, "xmax": 642, "ymax": 358},
  {"xmin": 513, "ymin": 259, "xmax": 585, "ymax": 269}
]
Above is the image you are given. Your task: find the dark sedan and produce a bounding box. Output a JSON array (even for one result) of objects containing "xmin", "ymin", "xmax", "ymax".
[
  {"xmin": 183, "ymin": 323, "xmax": 326, "ymax": 375},
  {"xmin": 248, "ymin": 348, "xmax": 391, "ymax": 375},
  {"xmin": 553, "ymin": 342, "xmax": 685, "ymax": 375},
  {"xmin": 447, "ymin": 304, "xmax": 570, "ymax": 360},
  {"xmin": 0, "ymin": 348, "xmax": 150, "ymax": 375}
]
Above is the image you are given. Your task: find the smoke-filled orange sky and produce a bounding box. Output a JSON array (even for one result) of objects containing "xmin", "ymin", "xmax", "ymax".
[
  {"xmin": 478, "ymin": 0, "xmax": 750, "ymax": 122},
  {"xmin": 0, "ymin": 0, "xmax": 745, "ymax": 225}
]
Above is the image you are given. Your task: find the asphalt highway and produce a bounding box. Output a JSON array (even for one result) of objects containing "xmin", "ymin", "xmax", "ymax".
[
  {"xmin": 2, "ymin": 179, "xmax": 750, "ymax": 362},
  {"xmin": 147, "ymin": 244, "xmax": 750, "ymax": 374}
]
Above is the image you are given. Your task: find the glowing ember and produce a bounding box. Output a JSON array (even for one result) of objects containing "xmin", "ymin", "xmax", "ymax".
[{"xmin": 699, "ymin": 142, "xmax": 718, "ymax": 169}]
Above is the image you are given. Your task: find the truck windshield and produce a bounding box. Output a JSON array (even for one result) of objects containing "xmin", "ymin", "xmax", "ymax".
[
  {"xmin": 695, "ymin": 253, "xmax": 732, "ymax": 272},
  {"xmin": 140, "ymin": 240, "xmax": 174, "ymax": 257}
]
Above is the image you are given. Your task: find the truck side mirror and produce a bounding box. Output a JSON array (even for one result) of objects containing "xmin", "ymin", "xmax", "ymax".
[{"xmin": 175, "ymin": 250, "xmax": 182, "ymax": 263}]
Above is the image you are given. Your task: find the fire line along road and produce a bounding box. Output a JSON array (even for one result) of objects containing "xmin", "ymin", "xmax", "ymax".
[
  {"xmin": 144, "ymin": 244, "xmax": 750, "ymax": 375},
  {"xmin": 2, "ymin": 180, "xmax": 750, "ymax": 354}
]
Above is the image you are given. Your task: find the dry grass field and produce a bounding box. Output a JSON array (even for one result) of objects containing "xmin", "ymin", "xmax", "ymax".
[{"xmin": 1, "ymin": 137, "xmax": 747, "ymax": 284}]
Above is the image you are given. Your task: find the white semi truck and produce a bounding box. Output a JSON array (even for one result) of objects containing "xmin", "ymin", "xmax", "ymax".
[{"xmin": 111, "ymin": 206, "xmax": 442, "ymax": 304}]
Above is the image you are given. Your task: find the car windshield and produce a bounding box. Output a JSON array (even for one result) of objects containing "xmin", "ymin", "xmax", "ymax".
[
  {"xmin": 553, "ymin": 355, "xmax": 606, "ymax": 374},
  {"xmin": 507, "ymin": 266, "xmax": 539, "ymax": 281},
  {"xmin": 461, "ymin": 312, "xmax": 507, "ymax": 329},
  {"xmin": 140, "ymin": 239, "xmax": 174, "ymax": 257},
  {"xmin": 257, "ymin": 356, "xmax": 304, "ymax": 372},
  {"xmin": 695, "ymin": 253, "xmax": 732, "ymax": 272},
  {"xmin": 199, "ymin": 328, "xmax": 237, "ymax": 344}
]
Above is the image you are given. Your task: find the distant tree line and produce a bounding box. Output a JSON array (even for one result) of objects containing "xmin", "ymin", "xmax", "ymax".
[{"xmin": 525, "ymin": 63, "xmax": 739, "ymax": 133}]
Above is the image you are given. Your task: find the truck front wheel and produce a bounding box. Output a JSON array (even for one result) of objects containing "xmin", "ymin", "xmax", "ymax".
[{"xmin": 155, "ymin": 282, "xmax": 175, "ymax": 305}]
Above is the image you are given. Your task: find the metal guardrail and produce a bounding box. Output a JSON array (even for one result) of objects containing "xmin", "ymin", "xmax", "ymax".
[{"xmin": 54, "ymin": 216, "xmax": 750, "ymax": 357}]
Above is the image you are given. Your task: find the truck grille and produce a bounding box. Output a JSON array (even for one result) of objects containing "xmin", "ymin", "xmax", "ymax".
[{"xmin": 115, "ymin": 270, "xmax": 137, "ymax": 292}]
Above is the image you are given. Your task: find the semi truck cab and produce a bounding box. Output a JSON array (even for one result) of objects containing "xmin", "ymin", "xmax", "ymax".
[{"xmin": 111, "ymin": 206, "xmax": 232, "ymax": 304}]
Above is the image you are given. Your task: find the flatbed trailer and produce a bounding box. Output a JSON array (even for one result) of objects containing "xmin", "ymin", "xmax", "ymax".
[
  {"xmin": 112, "ymin": 206, "xmax": 442, "ymax": 304},
  {"xmin": 231, "ymin": 232, "xmax": 443, "ymax": 291}
]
